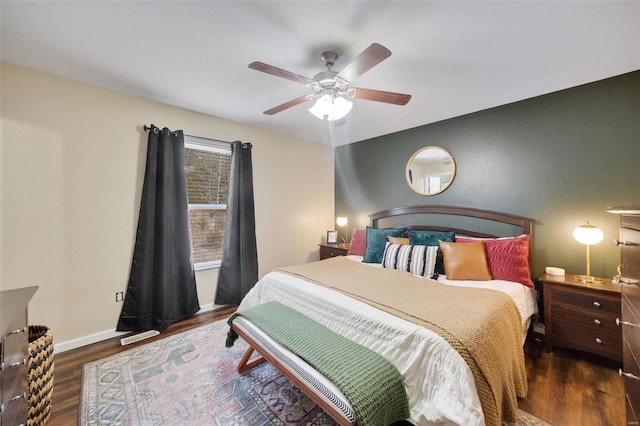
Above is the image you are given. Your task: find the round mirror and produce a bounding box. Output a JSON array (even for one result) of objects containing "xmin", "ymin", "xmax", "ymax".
[{"xmin": 406, "ymin": 146, "xmax": 456, "ymax": 196}]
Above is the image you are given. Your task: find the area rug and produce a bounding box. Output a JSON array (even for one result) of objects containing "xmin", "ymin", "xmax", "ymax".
[{"xmin": 79, "ymin": 319, "xmax": 551, "ymax": 425}]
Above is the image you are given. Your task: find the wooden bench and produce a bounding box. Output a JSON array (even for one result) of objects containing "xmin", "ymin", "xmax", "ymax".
[{"xmin": 231, "ymin": 317, "xmax": 357, "ymax": 426}]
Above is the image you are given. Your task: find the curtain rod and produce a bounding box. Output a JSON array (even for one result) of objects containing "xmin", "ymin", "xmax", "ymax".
[{"xmin": 143, "ymin": 124, "xmax": 233, "ymax": 145}]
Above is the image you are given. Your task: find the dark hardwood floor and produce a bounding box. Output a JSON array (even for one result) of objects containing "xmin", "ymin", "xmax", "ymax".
[
  {"xmin": 49, "ymin": 308, "xmax": 624, "ymax": 426},
  {"xmin": 519, "ymin": 338, "xmax": 625, "ymax": 426}
]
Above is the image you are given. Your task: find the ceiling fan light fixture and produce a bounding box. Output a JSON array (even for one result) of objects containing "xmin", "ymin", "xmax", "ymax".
[
  {"xmin": 308, "ymin": 92, "xmax": 352, "ymax": 121},
  {"xmin": 250, "ymin": 43, "xmax": 410, "ymax": 118}
]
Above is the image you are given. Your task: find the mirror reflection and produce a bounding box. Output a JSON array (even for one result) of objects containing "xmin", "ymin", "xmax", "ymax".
[{"xmin": 406, "ymin": 146, "xmax": 456, "ymax": 196}]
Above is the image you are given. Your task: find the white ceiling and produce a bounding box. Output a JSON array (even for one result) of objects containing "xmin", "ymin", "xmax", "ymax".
[{"xmin": 1, "ymin": 1, "xmax": 639, "ymax": 146}]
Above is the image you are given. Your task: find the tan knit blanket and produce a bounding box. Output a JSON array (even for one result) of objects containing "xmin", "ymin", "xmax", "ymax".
[{"xmin": 276, "ymin": 256, "xmax": 527, "ymax": 426}]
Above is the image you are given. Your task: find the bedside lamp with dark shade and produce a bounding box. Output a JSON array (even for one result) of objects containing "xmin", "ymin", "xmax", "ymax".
[{"xmin": 573, "ymin": 221, "xmax": 604, "ymax": 282}]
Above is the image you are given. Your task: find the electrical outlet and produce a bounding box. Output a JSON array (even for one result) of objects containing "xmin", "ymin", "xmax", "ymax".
[{"xmin": 115, "ymin": 291, "xmax": 124, "ymax": 302}]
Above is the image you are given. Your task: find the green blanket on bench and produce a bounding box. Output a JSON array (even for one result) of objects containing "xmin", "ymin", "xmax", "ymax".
[{"xmin": 227, "ymin": 301, "xmax": 410, "ymax": 426}]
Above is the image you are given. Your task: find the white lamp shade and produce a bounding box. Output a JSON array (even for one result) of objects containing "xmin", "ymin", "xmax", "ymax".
[
  {"xmin": 309, "ymin": 94, "xmax": 352, "ymax": 121},
  {"xmin": 330, "ymin": 97, "xmax": 352, "ymax": 120},
  {"xmin": 336, "ymin": 216, "xmax": 348, "ymax": 227},
  {"xmin": 308, "ymin": 94, "xmax": 331, "ymax": 119},
  {"xmin": 573, "ymin": 222, "xmax": 604, "ymax": 245}
]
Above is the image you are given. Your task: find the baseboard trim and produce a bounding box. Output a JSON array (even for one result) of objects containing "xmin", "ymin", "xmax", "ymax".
[{"xmin": 53, "ymin": 303, "xmax": 217, "ymax": 354}]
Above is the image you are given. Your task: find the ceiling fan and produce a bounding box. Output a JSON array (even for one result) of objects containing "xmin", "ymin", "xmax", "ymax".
[{"xmin": 248, "ymin": 43, "xmax": 411, "ymax": 121}]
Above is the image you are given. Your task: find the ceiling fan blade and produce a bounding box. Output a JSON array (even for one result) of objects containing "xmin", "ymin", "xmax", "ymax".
[
  {"xmin": 263, "ymin": 95, "xmax": 312, "ymax": 115},
  {"xmin": 249, "ymin": 62, "xmax": 314, "ymax": 85},
  {"xmin": 336, "ymin": 43, "xmax": 392, "ymax": 83},
  {"xmin": 348, "ymin": 87, "xmax": 411, "ymax": 105}
]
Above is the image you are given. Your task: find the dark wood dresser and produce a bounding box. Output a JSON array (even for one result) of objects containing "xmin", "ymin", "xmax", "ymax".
[
  {"xmin": 608, "ymin": 205, "xmax": 640, "ymax": 426},
  {"xmin": 541, "ymin": 273, "xmax": 622, "ymax": 362},
  {"xmin": 0, "ymin": 286, "xmax": 38, "ymax": 426}
]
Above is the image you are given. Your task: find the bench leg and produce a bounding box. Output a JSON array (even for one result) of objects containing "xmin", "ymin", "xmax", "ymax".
[{"xmin": 237, "ymin": 346, "xmax": 267, "ymax": 373}]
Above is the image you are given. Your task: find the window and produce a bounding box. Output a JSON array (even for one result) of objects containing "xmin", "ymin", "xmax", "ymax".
[{"xmin": 184, "ymin": 135, "xmax": 231, "ymax": 270}]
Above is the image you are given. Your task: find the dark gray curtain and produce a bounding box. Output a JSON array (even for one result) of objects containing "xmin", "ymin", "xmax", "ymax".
[
  {"xmin": 215, "ymin": 141, "xmax": 258, "ymax": 305},
  {"xmin": 117, "ymin": 125, "xmax": 200, "ymax": 332}
]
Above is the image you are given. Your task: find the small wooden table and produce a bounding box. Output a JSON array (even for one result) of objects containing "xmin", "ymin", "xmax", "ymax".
[
  {"xmin": 540, "ymin": 273, "xmax": 622, "ymax": 362},
  {"xmin": 319, "ymin": 243, "xmax": 350, "ymax": 260}
]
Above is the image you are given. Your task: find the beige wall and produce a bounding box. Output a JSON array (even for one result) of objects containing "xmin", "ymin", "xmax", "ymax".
[{"xmin": 0, "ymin": 63, "xmax": 334, "ymax": 347}]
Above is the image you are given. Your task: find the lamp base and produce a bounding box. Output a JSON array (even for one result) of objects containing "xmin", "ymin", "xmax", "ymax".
[{"xmin": 575, "ymin": 274, "xmax": 604, "ymax": 284}]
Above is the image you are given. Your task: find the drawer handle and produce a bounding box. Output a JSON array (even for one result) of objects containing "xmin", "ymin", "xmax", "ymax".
[
  {"xmin": 7, "ymin": 326, "xmax": 27, "ymax": 335},
  {"xmin": 614, "ymin": 239, "xmax": 640, "ymax": 246},
  {"xmin": 9, "ymin": 392, "xmax": 27, "ymax": 402},
  {"xmin": 619, "ymin": 368, "xmax": 640, "ymax": 381},
  {"xmin": 595, "ymin": 338, "xmax": 602, "ymax": 344},
  {"xmin": 616, "ymin": 318, "xmax": 639, "ymax": 327},
  {"xmin": 620, "ymin": 277, "xmax": 639, "ymax": 287},
  {"xmin": 593, "ymin": 301, "xmax": 601, "ymax": 307},
  {"xmin": 594, "ymin": 319, "xmax": 601, "ymax": 325},
  {"xmin": 0, "ymin": 358, "xmax": 27, "ymax": 371}
]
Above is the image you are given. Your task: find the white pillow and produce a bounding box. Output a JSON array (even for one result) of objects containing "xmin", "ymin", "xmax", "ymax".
[{"xmin": 381, "ymin": 242, "xmax": 438, "ymax": 278}]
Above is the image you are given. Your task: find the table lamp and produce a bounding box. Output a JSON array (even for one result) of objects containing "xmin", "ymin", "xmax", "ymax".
[
  {"xmin": 336, "ymin": 216, "xmax": 348, "ymax": 244},
  {"xmin": 573, "ymin": 221, "xmax": 604, "ymax": 282}
]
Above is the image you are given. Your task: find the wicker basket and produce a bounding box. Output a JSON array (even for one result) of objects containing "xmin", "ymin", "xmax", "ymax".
[{"xmin": 27, "ymin": 325, "xmax": 54, "ymax": 426}]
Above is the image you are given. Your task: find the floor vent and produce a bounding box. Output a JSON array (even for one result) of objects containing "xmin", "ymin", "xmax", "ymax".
[{"xmin": 120, "ymin": 330, "xmax": 160, "ymax": 346}]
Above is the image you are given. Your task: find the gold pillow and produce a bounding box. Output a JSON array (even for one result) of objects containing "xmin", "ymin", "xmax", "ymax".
[
  {"xmin": 387, "ymin": 236, "xmax": 410, "ymax": 245},
  {"xmin": 439, "ymin": 241, "xmax": 492, "ymax": 280}
]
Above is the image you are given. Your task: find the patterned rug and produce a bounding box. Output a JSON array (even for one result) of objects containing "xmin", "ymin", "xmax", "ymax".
[{"xmin": 79, "ymin": 319, "xmax": 551, "ymax": 425}]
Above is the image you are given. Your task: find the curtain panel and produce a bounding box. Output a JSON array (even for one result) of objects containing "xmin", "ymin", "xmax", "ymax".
[
  {"xmin": 215, "ymin": 141, "xmax": 258, "ymax": 305},
  {"xmin": 117, "ymin": 125, "xmax": 200, "ymax": 332}
]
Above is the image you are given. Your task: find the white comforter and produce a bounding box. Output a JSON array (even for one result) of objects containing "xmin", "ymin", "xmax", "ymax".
[{"xmin": 238, "ymin": 256, "xmax": 537, "ymax": 426}]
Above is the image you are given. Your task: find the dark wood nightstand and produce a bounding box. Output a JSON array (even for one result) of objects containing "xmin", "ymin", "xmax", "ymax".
[
  {"xmin": 319, "ymin": 243, "xmax": 350, "ymax": 260},
  {"xmin": 540, "ymin": 273, "xmax": 622, "ymax": 363}
]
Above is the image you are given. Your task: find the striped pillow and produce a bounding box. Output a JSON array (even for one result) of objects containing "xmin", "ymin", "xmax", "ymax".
[{"xmin": 381, "ymin": 243, "xmax": 438, "ymax": 278}]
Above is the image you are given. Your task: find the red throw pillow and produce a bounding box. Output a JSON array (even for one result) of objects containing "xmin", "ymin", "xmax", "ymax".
[
  {"xmin": 455, "ymin": 234, "xmax": 534, "ymax": 288},
  {"xmin": 347, "ymin": 228, "xmax": 367, "ymax": 256}
]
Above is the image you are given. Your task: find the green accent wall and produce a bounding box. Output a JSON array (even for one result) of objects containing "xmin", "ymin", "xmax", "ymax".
[{"xmin": 335, "ymin": 71, "xmax": 639, "ymax": 280}]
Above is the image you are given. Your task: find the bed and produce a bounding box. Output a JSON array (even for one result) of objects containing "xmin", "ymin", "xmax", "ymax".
[{"xmin": 228, "ymin": 205, "xmax": 538, "ymax": 426}]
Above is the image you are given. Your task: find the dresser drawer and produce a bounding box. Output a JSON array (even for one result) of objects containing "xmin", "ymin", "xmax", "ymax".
[
  {"xmin": 1, "ymin": 334, "xmax": 27, "ymax": 395},
  {"xmin": 2, "ymin": 328, "xmax": 28, "ymax": 362},
  {"xmin": 626, "ymin": 394, "xmax": 639, "ymax": 426},
  {"xmin": 2, "ymin": 310, "xmax": 28, "ymax": 364},
  {"xmin": 622, "ymin": 296, "xmax": 640, "ymax": 351},
  {"xmin": 551, "ymin": 302, "xmax": 620, "ymax": 336},
  {"xmin": 623, "ymin": 337, "xmax": 640, "ymax": 424},
  {"xmin": 620, "ymin": 225, "xmax": 640, "ymax": 280},
  {"xmin": 621, "ymin": 214, "xmax": 640, "ymax": 231},
  {"xmin": 551, "ymin": 318, "xmax": 622, "ymax": 361},
  {"xmin": 621, "ymin": 296, "xmax": 640, "ymax": 379},
  {"xmin": 550, "ymin": 286, "xmax": 620, "ymax": 314},
  {"xmin": 1, "ymin": 361, "xmax": 27, "ymax": 403},
  {"xmin": 319, "ymin": 245, "xmax": 348, "ymax": 259},
  {"xmin": 0, "ymin": 383, "xmax": 28, "ymax": 426}
]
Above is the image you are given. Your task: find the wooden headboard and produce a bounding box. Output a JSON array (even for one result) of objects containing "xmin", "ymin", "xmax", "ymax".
[{"xmin": 370, "ymin": 205, "xmax": 535, "ymax": 238}]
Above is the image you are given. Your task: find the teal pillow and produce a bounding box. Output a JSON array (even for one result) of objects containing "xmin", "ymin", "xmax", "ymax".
[
  {"xmin": 408, "ymin": 230, "xmax": 455, "ymax": 246},
  {"xmin": 362, "ymin": 227, "xmax": 406, "ymax": 263},
  {"xmin": 408, "ymin": 231, "xmax": 455, "ymax": 274}
]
